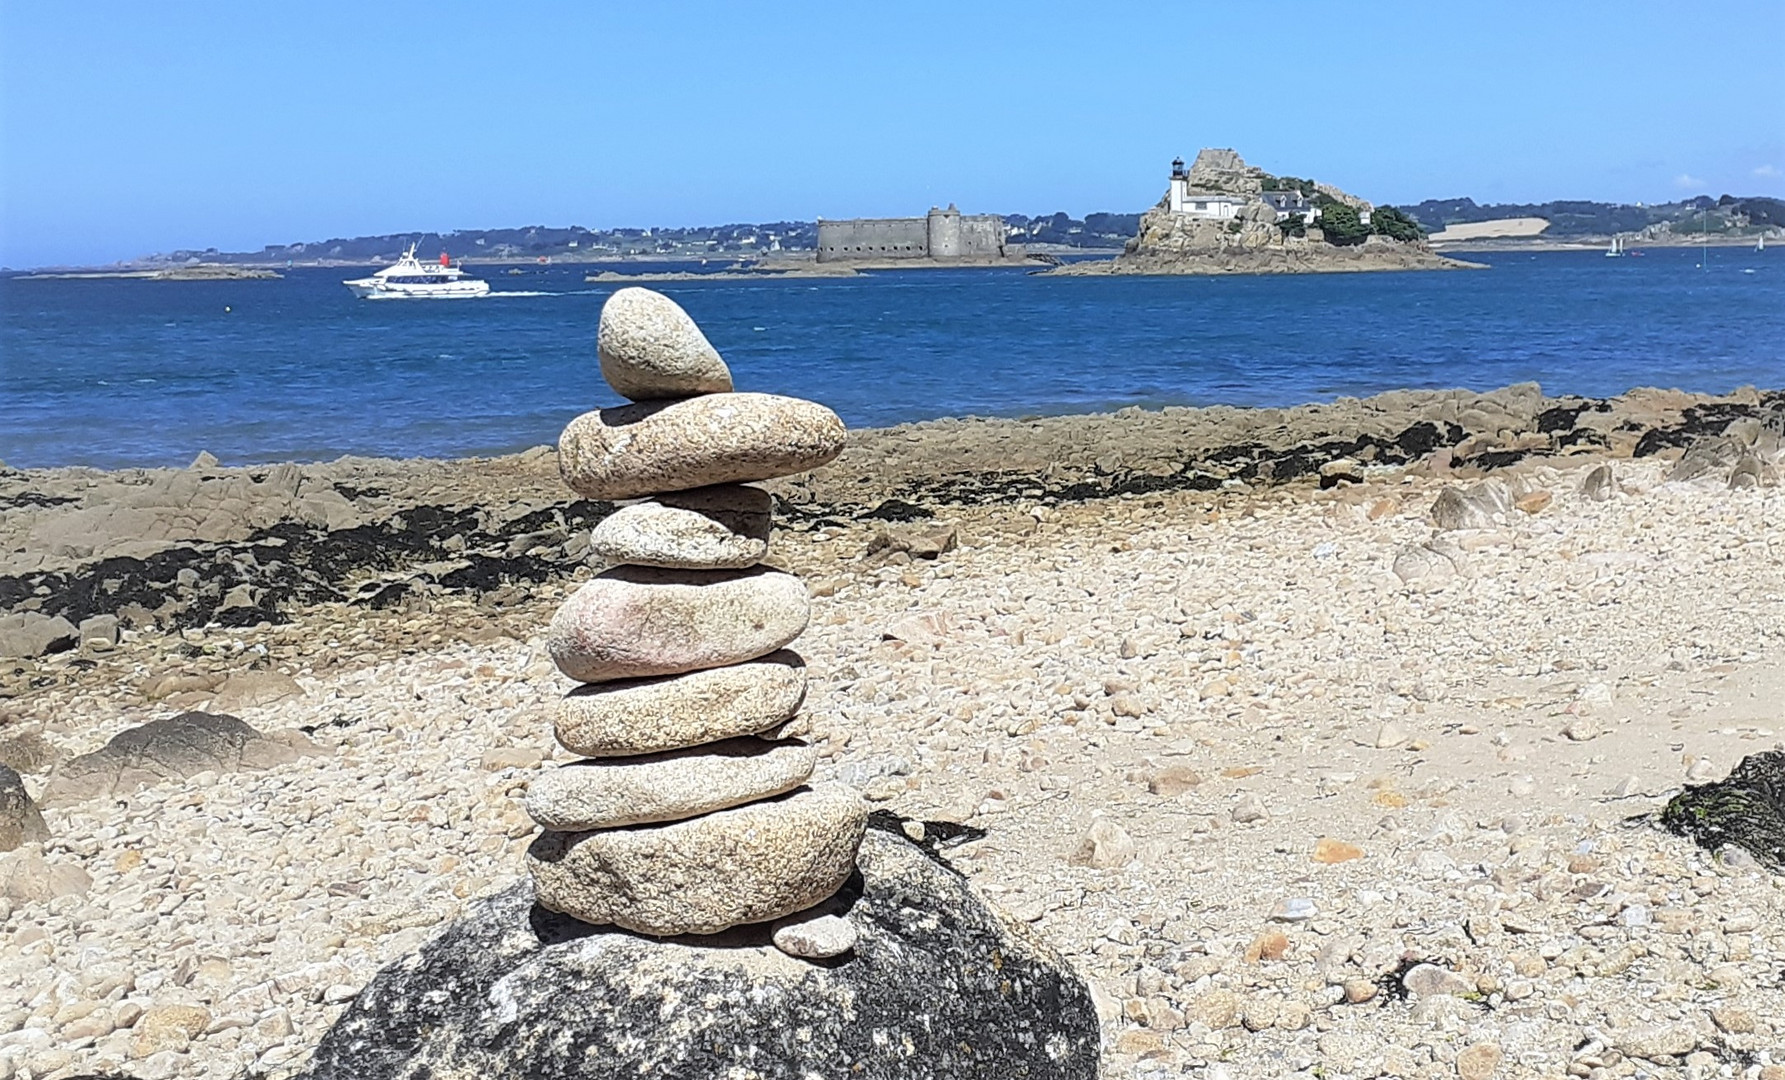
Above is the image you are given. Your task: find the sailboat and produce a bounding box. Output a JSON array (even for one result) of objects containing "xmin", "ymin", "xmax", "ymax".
[
  {"xmin": 1758, "ymin": 235, "xmax": 1767, "ymax": 253},
  {"xmin": 1605, "ymin": 235, "xmax": 1626, "ymax": 257}
]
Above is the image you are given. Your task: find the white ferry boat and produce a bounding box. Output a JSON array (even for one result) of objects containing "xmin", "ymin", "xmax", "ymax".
[{"xmin": 344, "ymin": 244, "xmax": 489, "ymax": 299}]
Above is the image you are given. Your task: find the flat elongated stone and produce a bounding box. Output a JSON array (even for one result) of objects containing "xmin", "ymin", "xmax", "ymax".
[
  {"xmin": 555, "ymin": 652, "xmax": 807, "ymax": 757},
  {"xmin": 597, "ymin": 287, "xmax": 732, "ymax": 401},
  {"xmin": 524, "ymin": 737, "xmax": 815, "ymax": 830},
  {"xmin": 548, "ymin": 567, "xmax": 809, "ymax": 684},
  {"xmin": 558, "ymin": 393, "xmax": 846, "ymax": 501},
  {"xmin": 589, "ymin": 485, "xmax": 771, "ymax": 569},
  {"xmin": 527, "ymin": 785, "xmax": 867, "ymax": 936}
]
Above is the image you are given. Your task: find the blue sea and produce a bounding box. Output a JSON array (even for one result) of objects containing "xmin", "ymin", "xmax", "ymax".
[{"xmin": 2, "ymin": 247, "xmax": 1780, "ymax": 470}]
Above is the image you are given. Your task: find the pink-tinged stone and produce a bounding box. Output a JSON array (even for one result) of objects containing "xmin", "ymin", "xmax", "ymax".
[{"xmin": 547, "ymin": 566, "xmax": 809, "ymax": 684}]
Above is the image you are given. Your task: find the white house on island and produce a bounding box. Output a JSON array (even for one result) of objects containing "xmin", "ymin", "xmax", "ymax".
[{"xmin": 1164, "ymin": 157, "xmax": 1369, "ymax": 226}]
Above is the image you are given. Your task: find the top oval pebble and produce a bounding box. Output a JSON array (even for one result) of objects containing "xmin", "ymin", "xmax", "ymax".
[{"xmin": 598, "ymin": 287, "xmax": 733, "ymax": 401}]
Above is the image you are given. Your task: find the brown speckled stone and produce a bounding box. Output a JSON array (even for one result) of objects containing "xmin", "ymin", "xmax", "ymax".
[
  {"xmin": 558, "ymin": 393, "xmax": 846, "ymax": 501},
  {"xmin": 523, "ymin": 737, "xmax": 815, "ymax": 831},
  {"xmin": 554, "ymin": 651, "xmax": 807, "ymax": 757},
  {"xmin": 588, "ymin": 484, "xmax": 771, "ymax": 570}
]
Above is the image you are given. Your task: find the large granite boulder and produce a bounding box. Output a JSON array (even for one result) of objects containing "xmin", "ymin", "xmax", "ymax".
[{"xmin": 290, "ymin": 823, "xmax": 1101, "ymax": 1080}]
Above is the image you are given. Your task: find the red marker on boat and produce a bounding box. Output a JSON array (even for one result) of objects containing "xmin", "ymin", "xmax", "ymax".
[{"xmin": 439, "ymin": 251, "xmax": 451, "ymax": 267}]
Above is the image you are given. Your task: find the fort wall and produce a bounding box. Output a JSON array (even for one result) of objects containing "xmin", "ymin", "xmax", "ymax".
[
  {"xmin": 815, "ymin": 218, "xmax": 930, "ymax": 261},
  {"xmin": 817, "ymin": 207, "xmax": 1010, "ymax": 263}
]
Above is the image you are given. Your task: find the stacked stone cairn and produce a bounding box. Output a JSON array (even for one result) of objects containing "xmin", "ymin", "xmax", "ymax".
[{"xmin": 523, "ymin": 287, "xmax": 866, "ymax": 959}]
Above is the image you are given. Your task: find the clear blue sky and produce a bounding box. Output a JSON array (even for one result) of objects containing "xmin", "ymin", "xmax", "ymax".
[{"xmin": 3, "ymin": 0, "xmax": 1782, "ymax": 268}]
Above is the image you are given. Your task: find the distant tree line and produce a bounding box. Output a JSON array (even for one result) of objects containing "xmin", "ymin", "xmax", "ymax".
[
  {"xmin": 1401, "ymin": 195, "xmax": 1784, "ymax": 237},
  {"xmin": 1002, "ymin": 212, "xmax": 1141, "ymax": 248}
]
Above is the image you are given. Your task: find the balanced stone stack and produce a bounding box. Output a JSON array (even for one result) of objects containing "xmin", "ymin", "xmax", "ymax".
[{"xmin": 523, "ymin": 287, "xmax": 866, "ymax": 950}]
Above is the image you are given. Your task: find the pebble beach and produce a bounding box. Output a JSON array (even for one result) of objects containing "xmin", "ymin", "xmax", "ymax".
[{"xmin": 1, "ymin": 381, "xmax": 1783, "ymax": 1079}]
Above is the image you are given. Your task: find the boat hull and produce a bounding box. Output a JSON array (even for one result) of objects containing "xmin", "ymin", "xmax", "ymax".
[{"xmin": 343, "ymin": 278, "xmax": 491, "ymax": 300}]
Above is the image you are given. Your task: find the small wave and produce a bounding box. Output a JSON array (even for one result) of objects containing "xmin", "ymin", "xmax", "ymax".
[{"xmin": 484, "ymin": 290, "xmax": 561, "ymax": 298}]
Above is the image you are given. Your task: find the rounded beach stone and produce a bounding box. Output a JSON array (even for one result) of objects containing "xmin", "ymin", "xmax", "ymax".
[
  {"xmin": 589, "ymin": 484, "xmax": 771, "ymax": 570},
  {"xmin": 524, "ymin": 737, "xmax": 816, "ymax": 831},
  {"xmin": 772, "ymin": 912, "xmax": 859, "ymax": 959},
  {"xmin": 526, "ymin": 785, "xmax": 867, "ymax": 936},
  {"xmin": 558, "ymin": 393, "xmax": 846, "ymax": 501},
  {"xmin": 548, "ymin": 566, "xmax": 809, "ymax": 684},
  {"xmin": 554, "ymin": 651, "xmax": 807, "ymax": 757},
  {"xmin": 597, "ymin": 287, "xmax": 733, "ymax": 401}
]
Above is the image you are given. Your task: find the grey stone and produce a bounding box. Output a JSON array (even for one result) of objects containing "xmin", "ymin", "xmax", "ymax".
[
  {"xmin": 1580, "ymin": 462, "xmax": 1614, "ymax": 501},
  {"xmin": 189, "ymin": 450, "xmax": 220, "ymax": 469},
  {"xmin": 208, "ymin": 669, "xmax": 306, "ymax": 712},
  {"xmin": 1399, "ymin": 962, "xmax": 1473, "ymax": 997},
  {"xmin": 1391, "ymin": 542, "xmax": 1459, "ymax": 586},
  {"xmin": 524, "ymin": 737, "xmax": 815, "ymax": 831},
  {"xmin": 1067, "ymin": 818, "xmax": 1134, "ymax": 869},
  {"xmin": 558, "ymin": 393, "xmax": 847, "ymax": 501},
  {"xmin": 527, "ymin": 785, "xmax": 866, "ymax": 936},
  {"xmin": 588, "ymin": 484, "xmax": 771, "ymax": 570},
  {"xmin": 0, "ymin": 850, "xmax": 90, "ymax": 903},
  {"xmin": 1615, "ymin": 1023, "xmax": 1697, "ymax": 1059},
  {"xmin": 39, "ymin": 711, "xmax": 313, "ymax": 808},
  {"xmin": 554, "ymin": 651, "xmax": 807, "ymax": 757},
  {"xmin": 0, "ymin": 612, "xmax": 78, "ymax": 659},
  {"xmin": 0, "ymin": 766, "xmax": 47, "ymax": 852},
  {"xmin": 1430, "ymin": 482, "xmax": 1510, "ymax": 530},
  {"xmin": 295, "ymin": 825, "xmax": 1100, "ymax": 1080},
  {"xmin": 78, "ymin": 614, "xmax": 120, "ymax": 648},
  {"xmin": 1728, "ymin": 452, "xmax": 1769, "ymax": 489},
  {"xmin": 597, "ymin": 287, "xmax": 733, "ymax": 401},
  {"xmin": 547, "ymin": 565, "xmax": 809, "ymax": 684},
  {"xmin": 771, "ymin": 911, "xmax": 858, "ymax": 959},
  {"xmin": 0, "ymin": 732, "xmax": 57, "ymax": 775}
]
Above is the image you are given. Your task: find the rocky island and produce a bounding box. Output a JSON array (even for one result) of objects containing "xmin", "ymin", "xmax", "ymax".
[
  {"xmin": 1050, "ymin": 149, "xmax": 1480, "ymax": 276},
  {"xmin": 18, "ymin": 265, "xmax": 282, "ymax": 282}
]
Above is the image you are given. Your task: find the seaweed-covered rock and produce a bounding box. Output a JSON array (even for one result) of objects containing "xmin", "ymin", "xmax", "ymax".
[
  {"xmin": 291, "ymin": 825, "xmax": 1100, "ymax": 1080},
  {"xmin": 1659, "ymin": 750, "xmax": 1785, "ymax": 870}
]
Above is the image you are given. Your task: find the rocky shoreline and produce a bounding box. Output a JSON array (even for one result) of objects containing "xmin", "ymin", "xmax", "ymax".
[
  {"xmin": 1046, "ymin": 241, "xmax": 1482, "ymax": 276},
  {"xmin": 1, "ymin": 382, "xmax": 1777, "ymax": 663},
  {"xmin": 2, "ymin": 381, "xmax": 1784, "ymax": 1079}
]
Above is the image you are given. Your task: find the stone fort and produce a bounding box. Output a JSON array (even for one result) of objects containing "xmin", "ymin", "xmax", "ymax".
[{"xmin": 816, "ymin": 204, "xmax": 1011, "ymax": 263}]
